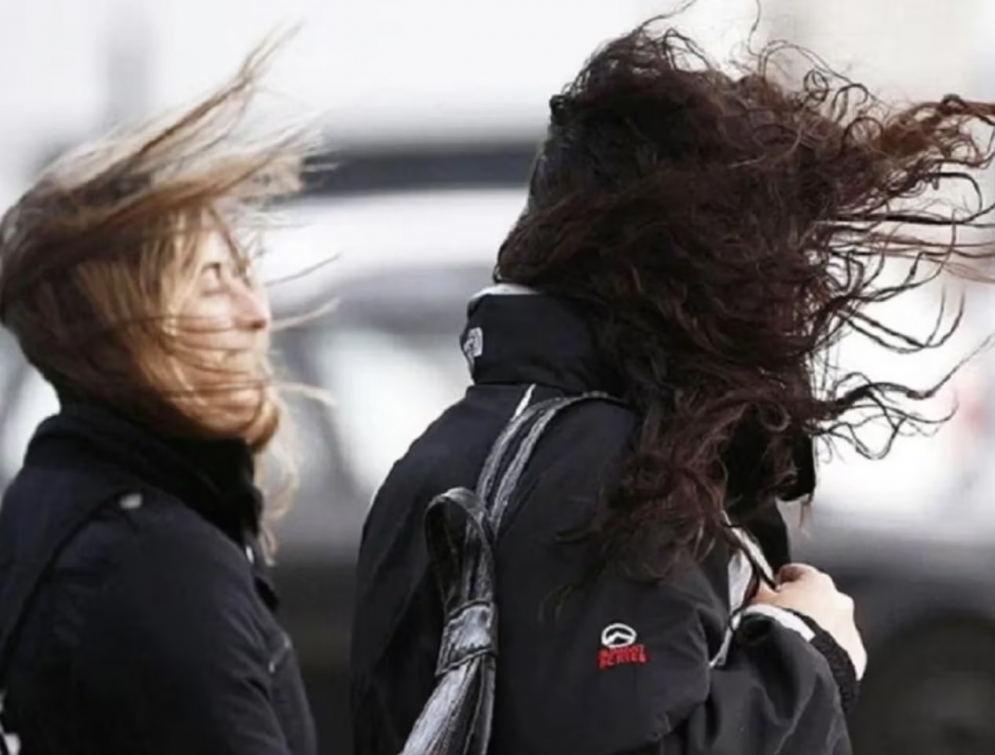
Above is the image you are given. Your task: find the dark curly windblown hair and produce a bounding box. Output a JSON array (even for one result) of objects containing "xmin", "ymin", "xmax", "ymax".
[{"xmin": 496, "ymin": 21, "xmax": 995, "ymax": 578}]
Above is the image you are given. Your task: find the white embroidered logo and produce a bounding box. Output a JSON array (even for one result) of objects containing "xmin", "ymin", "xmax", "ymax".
[
  {"xmin": 598, "ymin": 623, "xmax": 648, "ymax": 669},
  {"xmin": 461, "ymin": 327, "xmax": 484, "ymax": 370},
  {"xmin": 601, "ymin": 623, "xmax": 638, "ymax": 649}
]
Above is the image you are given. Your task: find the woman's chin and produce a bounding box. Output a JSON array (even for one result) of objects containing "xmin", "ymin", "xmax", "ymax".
[{"xmin": 232, "ymin": 387, "xmax": 280, "ymax": 447}]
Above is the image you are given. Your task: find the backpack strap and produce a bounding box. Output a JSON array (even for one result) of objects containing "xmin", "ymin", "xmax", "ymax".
[
  {"xmin": 401, "ymin": 391, "xmax": 621, "ymax": 755},
  {"xmin": 0, "ymin": 481, "xmax": 139, "ymax": 754}
]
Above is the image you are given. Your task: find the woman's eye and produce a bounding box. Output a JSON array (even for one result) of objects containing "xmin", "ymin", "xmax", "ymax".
[{"xmin": 202, "ymin": 262, "xmax": 225, "ymax": 290}]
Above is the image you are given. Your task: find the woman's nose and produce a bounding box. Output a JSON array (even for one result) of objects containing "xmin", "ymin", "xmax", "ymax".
[{"xmin": 234, "ymin": 282, "xmax": 271, "ymax": 331}]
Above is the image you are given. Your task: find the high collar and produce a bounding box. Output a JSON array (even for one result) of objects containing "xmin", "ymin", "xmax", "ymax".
[
  {"xmin": 24, "ymin": 402, "xmax": 263, "ymax": 546},
  {"xmin": 460, "ymin": 285, "xmax": 804, "ymax": 570},
  {"xmin": 461, "ymin": 285, "xmax": 625, "ymax": 396}
]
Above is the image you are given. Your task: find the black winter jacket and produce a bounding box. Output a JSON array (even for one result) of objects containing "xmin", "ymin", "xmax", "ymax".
[
  {"xmin": 351, "ymin": 288, "xmax": 856, "ymax": 755},
  {"xmin": 0, "ymin": 404, "xmax": 316, "ymax": 755}
]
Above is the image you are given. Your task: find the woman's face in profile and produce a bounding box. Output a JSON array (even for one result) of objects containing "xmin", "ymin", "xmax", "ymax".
[{"xmin": 173, "ymin": 234, "xmax": 272, "ymax": 420}]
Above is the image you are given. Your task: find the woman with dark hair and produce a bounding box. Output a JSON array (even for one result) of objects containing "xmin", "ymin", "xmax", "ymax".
[
  {"xmin": 351, "ymin": 21, "xmax": 995, "ymax": 755},
  {"xmin": 0, "ymin": 46, "xmax": 317, "ymax": 754}
]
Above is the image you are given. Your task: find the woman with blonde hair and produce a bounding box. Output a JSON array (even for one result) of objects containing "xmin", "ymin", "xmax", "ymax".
[{"xmin": 0, "ymin": 46, "xmax": 316, "ymax": 755}]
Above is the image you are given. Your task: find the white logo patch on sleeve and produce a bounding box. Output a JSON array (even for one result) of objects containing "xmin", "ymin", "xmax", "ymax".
[{"xmin": 601, "ymin": 623, "xmax": 638, "ymax": 649}]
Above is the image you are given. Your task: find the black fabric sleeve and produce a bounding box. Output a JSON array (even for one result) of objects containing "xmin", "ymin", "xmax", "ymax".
[
  {"xmin": 670, "ymin": 611, "xmax": 853, "ymax": 755},
  {"xmin": 492, "ymin": 553, "xmax": 853, "ymax": 755},
  {"xmin": 69, "ymin": 511, "xmax": 296, "ymax": 755},
  {"xmin": 786, "ymin": 609, "xmax": 859, "ymax": 716}
]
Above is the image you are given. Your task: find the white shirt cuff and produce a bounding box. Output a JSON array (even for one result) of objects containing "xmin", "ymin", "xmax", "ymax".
[{"xmin": 741, "ymin": 604, "xmax": 816, "ymax": 642}]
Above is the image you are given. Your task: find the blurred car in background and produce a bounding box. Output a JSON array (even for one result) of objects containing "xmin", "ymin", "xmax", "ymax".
[
  {"xmin": 793, "ymin": 488, "xmax": 995, "ymax": 754},
  {"xmin": 1, "ymin": 140, "xmax": 995, "ymax": 755}
]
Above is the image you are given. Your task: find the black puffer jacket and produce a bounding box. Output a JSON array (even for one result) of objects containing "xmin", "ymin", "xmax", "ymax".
[
  {"xmin": 351, "ymin": 288, "xmax": 857, "ymax": 755},
  {"xmin": 0, "ymin": 404, "xmax": 316, "ymax": 755}
]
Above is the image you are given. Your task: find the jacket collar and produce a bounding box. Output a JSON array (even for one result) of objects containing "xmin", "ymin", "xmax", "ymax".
[
  {"xmin": 24, "ymin": 402, "xmax": 263, "ymax": 547},
  {"xmin": 461, "ymin": 285, "xmax": 806, "ymax": 569},
  {"xmin": 461, "ymin": 285, "xmax": 625, "ymax": 396}
]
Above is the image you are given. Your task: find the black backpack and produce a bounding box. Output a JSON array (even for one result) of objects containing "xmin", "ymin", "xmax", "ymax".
[{"xmin": 400, "ymin": 392, "xmax": 616, "ymax": 755}]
